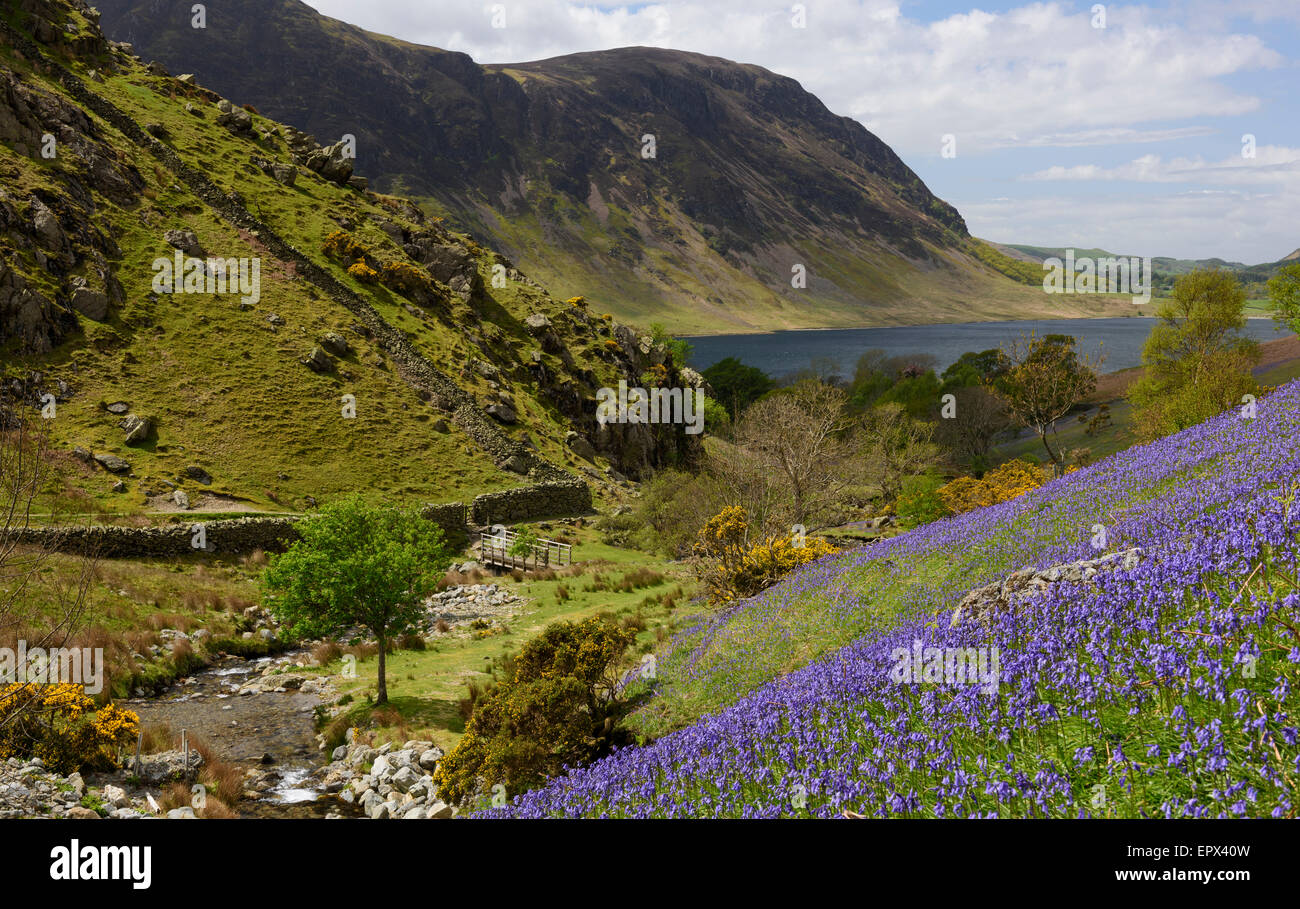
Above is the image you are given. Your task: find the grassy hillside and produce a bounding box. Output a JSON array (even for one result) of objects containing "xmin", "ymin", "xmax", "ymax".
[
  {"xmin": 484, "ymin": 380, "xmax": 1300, "ymax": 817},
  {"xmin": 0, "ymin": 0, "xmax": 696, "ymax": 519}
]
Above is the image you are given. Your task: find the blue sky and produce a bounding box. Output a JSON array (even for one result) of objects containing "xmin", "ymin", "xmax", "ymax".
[{"xmin": 302, "ymin": 1, "xmax": 1300, "ymax": 262}]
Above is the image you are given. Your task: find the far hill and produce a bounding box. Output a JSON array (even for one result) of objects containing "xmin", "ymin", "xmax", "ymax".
[
  {"xmin": 93, "ymin": 0, "xmax": 1139, "ymax": 333},
  {"xmin": 1003, "ymin": 243, "xmax": 1298, "ymax": 298}
]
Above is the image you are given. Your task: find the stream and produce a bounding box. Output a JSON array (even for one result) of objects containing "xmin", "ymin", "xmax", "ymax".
[{"xmin": 124, "ymin": 652, "xmax": 361, "ymax": 818}]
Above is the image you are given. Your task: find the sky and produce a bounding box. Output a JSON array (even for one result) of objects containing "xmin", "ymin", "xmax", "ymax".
[{"xmin": 300, "ymin": 1, "xmax": 1300, "ymax": 263}]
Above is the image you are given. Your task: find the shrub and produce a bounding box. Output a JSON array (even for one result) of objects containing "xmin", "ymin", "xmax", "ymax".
[
  {"xmin": 322, "ymin": 230, "xmax": 368, "ymax": 263},
  {"xmin": 347, "ymin": 262, "xmax": 379, "ymax": 283},
  {"xmin": 938, "ymin": 459, "xmax": 1045, "ymax": 516},
  {"xmin": 0, "ymin": 684, "xmax": 139, "ymax": 774},
  {"xmin": 640, "ymin": 364, "xmax": 669, "ymax": 388},
  {"xmin": 433, "ymin": 617, "xmax": 635, "ymax": 806},
  {"xmin": 380, "ymin": 261, "xmax": 435, "ymax": 299},
  {"xmin": 895, "ymin": 474, "xmax": 948, "ymax": 528},
  {"xmin": 693, "ymin": 506, "xmax": 838, "ymax": 604}
]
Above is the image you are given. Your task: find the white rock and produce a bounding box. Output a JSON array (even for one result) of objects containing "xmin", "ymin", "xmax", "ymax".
[{"xmin": 102, "ymin": 784, "xmax": 129, "ymax": 809}]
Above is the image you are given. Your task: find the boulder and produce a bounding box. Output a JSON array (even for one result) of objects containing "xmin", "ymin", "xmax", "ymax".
[
  {"xmin": 163, "ymin": 228, "xmax": 203, "ymax": 258},
  {"xmin": 182, "ymin": 465, "xmax": 212, "ymax": 485},
  {"xmin": 65, "ymin": 806, "xmax": 99, "ymax": 819},
  {"xmin": 370, "ymin": 754, "xmax": 393, "ymax": 780},
  {"xmin": 96, "ymin": 781, "xmax": 121, "ymax": 809},
  {"xmin": 390, "ymin": 766, "xmax": 419, "ymax": 793},
  {"xmin": 119, "ymin": 414, "xmax": 152, "ymax": 445},
  {"xmin": 485, "ymin": 403, "xmax": 517, "ymax": 424},
  {"xmin": 30, "ymin": 199, "xmax": 64, "ymax": 251},
  {"xmin": 565, "ymin": 431, "xmax": 597, "ymax": 461},
  {"xmin": 138, "ymin": 749, "xmax": 203, "ymax": 783},
  {"xmin": 68, "ymin": 280, "xmax": 109, "ymax": 321},
  {"xmin": 426, "ymin": 800, "xmax": 454, "ymax": 819},
  {"xmin": 92, "ymin": 453, "xmax": 131, "ymax": 474},
  {"xmin": 319, "ymin": 332, "xmax": 350, "ymax": 357},
  {"xmin": 303, "ymin": 346, "xmax": 333, "ymax": 373},
  {"xmin": 271, "ymin": 164, "xmax": 297, "ymax": 186}
]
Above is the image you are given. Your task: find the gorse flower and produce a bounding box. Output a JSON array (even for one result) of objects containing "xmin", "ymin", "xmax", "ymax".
[{"xmin": 0, "ymin": 683, "xmax": 140, "ymax": 774}]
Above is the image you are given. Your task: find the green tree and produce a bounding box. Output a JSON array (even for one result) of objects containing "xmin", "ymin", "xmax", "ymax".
[
  {"xmin": 702, "ymin": 356, "xmax": 775, "ymax": 420},
  {"xmin": 1130, "ymin": 268, "xmax": 1260, "ymax": 441},
  {"xmin": 260, "ymin": 497, "xmax": 452, "ymax": 704},
  {"xmin": 994, "ymin": 333, "xmax": 1100, "ymax": 475},
  {"xmin": 859, "ymin": 401, "xmax": 940, "ymax": 503},
  {"xmin": 433, "ymin": 617, "xmax": 635, "ymax": 805},
  {"xmin": 649, "ymin": 323, "xmax": 694, "ymax": 368},
  {"xmin": 1267, "ymin": 262, "xmax": 1300, "ymax": 335},
  {"xmin": 941, "ymin": 348, "xmax": 1011, "ymax": 391}
]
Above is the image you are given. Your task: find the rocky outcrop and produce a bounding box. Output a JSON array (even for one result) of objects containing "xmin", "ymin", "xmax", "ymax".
[
  {"xmin": 406, "ymin": 236, "xmax": 480, "ymax": 303},
  {"xmin": 0, "ymin": 255, "xmax": 74, "ymax": 353},
  {"xmin": 950, "ymin": 548, "xmax": 1144, "ymax": 626},
  {"xmin": 0, "ymin": 57, "xmax": 143, "ymax": 351}
]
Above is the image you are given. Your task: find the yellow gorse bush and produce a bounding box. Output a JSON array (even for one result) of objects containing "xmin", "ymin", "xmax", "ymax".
[
  {"xmin": 0, "ymin": 683, "xmax": 140, "ymax": 774},
  {"xmin": 379, "ymin": 261, "xmax": 436, "ymax": 299},
  {"xmin": 347, "ymin": 261, "xmax": 379, "ymax": 283},
  {"xmin": 938, "ymin": 459, "xmax": 1046, "ymax": 516},
  {"xmin": 693, "ymin": 506, "xmax": 838, "ymax": 604},
  {"xmin": 323, "ymin": 229, "xmax": 369, "ymax": 263}
]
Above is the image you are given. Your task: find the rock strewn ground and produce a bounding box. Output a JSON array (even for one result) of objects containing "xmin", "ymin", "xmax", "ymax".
[
  {"xmin": 316, "ymin": 736, "xmax": 456, "ymax": 819},
  {"xmin": 425, "ymin": 584, "xmax": 527, "ymax": 630}
]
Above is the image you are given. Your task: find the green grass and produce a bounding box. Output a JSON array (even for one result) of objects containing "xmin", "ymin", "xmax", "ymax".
[
  {"xmin": 994, "ymin": 400, "xmax": 1137, "ymax": 466},
  {"xmin": 305, "ymin": 525, "xmax": 695, "ymax": 750},
  {"xmin": 2, "ymin": 43, "xmax": 627, "ymax": 520}
]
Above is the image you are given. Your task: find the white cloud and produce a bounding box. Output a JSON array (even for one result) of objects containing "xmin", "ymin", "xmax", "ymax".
[
  {"xmin": 961, "ymin": 188, "xmax": 1298, "ymax": 262},
  {"xmin": 302, "ymin": 1, "xmax": 1281, "ymax": 156},
  {"xmin": 1023, "ymin": 146, "xmax": 1300, "ymax": 185}
]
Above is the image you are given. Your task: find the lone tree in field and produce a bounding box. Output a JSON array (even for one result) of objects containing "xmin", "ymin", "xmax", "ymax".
[
  {"xmin": 994, "ymin": 333, "xmax": 1100, "ymax": 476},
  {"xmin": 261, "ymin": 497, "xmax": 452, "ymax": 705},
  {"xmin": 734, "ymin": 379, "xmax": 851, "ymax": 527},
  {"xmin": 1130, "ymin": 268, "xmax": 1260, "ymax": 441}
]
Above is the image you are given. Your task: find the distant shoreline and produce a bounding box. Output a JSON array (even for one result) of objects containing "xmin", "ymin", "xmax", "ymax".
[{"xmin": 682, "ymin": 312, "xmax": 1284, "ymax": 341}]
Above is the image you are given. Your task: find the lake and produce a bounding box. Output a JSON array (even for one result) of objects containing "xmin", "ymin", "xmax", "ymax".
[{"xmin": 685, "ymin": 318, "xmax": 1293, "ymax": 379}]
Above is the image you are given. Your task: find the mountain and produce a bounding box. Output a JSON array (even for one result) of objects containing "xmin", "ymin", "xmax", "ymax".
[
  {"xmin": 92, "ymin": 0, "xmax": 1135, "ymax": 333},
  {"xmin": 0, "ymin": 0, "xmax": 698, "ymax": 522}
]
